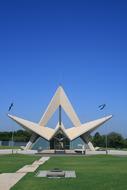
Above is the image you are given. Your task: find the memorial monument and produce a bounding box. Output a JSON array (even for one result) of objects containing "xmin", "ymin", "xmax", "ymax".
[{"xmin": 8, "ymin": 86, "xmax": 112, "ymax": 151}]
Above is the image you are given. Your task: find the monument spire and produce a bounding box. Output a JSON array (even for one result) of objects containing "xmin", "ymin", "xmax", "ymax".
[{"xmin": 59, "ymin": 105, "xmax": 62, "ymax": 126}]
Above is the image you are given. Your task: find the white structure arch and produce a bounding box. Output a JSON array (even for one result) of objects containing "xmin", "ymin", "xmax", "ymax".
[{"xmin": 8, "ymin": 86, "xmax": 112, "ymax": 150}]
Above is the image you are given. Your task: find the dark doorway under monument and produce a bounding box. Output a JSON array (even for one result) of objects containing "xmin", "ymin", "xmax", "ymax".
[{"xmin": 50, "ymin": 130, "xmax": 70, "ymax": 150}]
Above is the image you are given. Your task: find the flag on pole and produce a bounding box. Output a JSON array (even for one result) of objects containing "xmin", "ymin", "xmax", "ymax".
[
  {"xmin": 98, "ymin": 104, "xmax": 106, "ymax": 110},
  {"xmin": 8, "ymin": 103, "xmax": 14, "ymax": 111}
]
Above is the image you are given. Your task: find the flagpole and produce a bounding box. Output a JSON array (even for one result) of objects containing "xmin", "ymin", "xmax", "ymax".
[
  {"xmin": 105, "ymin": 108, "xmax": 108, "ymax": 155},
  {"xmin": 105, "ymin": 131, "xmax": 108, "ymax": 155},
  {"xmin": 105, "ymin": 109, "xmax": 108, "ymax": 155},
  {"xmin": 11, "ymin": 129, "xmax": 14, "ymax": 155},
  {"xmin": 8, "ymin": 102, "xmax": 14, "ymax": 155},
  {"xmin": 98, "ymin": 104, "xmax": 108, "ymax": 155}
]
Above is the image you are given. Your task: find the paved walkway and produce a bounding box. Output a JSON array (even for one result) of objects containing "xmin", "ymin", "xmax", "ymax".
[
  {"xmin": 0, "ymin": 149, "xmax": 37, "ymax": 155},
  {"xmin": 0, "ymin": 157, "xmax": 50, "ymax": 190},
  {"xmin": 1, "ymin": 149, "xmax": 127, "ymax": 156}
]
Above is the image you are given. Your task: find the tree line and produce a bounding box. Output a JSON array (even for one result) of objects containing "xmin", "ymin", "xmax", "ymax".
[
  {"xmin": 91, "ymin": 132, "xmax": 127, "ymax": 149},
  {"xmin": 0, "ymin": 130, "xmax": 127, "ymax": 149},
  {"xmin": 0, "ymin": 130, "xmax": 31, "ymax": 142}
]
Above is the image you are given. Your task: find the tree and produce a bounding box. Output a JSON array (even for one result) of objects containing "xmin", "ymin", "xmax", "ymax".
[
  {"xmin": 0, "ymin": 130, "xmax": 31, "ymax": 142},
  {"xmin": 107, "ymin": 132, "xmax": 124, "ymax": 148},
  {"xmin": 92, "ymin": 132, "xmax": 105, "ymax": 147}
]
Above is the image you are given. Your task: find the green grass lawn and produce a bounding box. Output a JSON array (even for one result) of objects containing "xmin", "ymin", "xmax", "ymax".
[
  {"xmin": 0, "ymin": 154, "xmax": 40, "ymax": 173},
  {"xmin": 0, "ymin": 145, "xmax": 20, "ymax": 149},
  {"xmin": 11, "ymin": 155, "xmax": 127, "ymax": 190}
]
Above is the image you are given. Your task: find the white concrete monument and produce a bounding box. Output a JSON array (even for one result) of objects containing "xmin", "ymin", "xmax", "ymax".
[{"xmin": 8, "ymin": 86, "xmax": 112, "ymax": 151}]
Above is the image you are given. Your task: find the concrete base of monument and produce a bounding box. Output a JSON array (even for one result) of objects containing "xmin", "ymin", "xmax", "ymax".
[
  {"xmin": 36, "ymin": 149, "xmax": 77, "ymax": 154},
  {"xmin": 36, "ymin": 169, "xmax": 76, "ymax": 178}
]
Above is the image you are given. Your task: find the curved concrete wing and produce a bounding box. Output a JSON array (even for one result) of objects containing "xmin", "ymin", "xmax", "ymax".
[
  {"xmin": 66, "ymin": 115, "xmax": 113, "ymax": 141},
  {"xmin": 8, "ymin": 114, "xmax": 54, "ymax": 141}
]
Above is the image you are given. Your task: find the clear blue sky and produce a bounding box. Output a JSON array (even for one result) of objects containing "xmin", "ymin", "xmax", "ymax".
[{"xmin": 0, "ymin": 0, "xmax": 127, "ymax": 136}]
